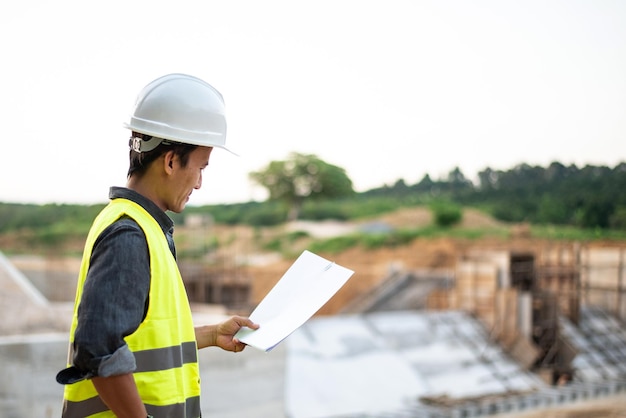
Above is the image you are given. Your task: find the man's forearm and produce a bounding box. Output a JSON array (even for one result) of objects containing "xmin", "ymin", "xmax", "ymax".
[
  {"xmin": 195, "ymin": 324, "xmax": 217, "ymax": 349},
  {"xmin": 195, "ymin": 316, "xmax": 259, "ymax": 352},
  {"xmin": 92, "ymin": 373, "xmax": 147, "ymax": 418}
]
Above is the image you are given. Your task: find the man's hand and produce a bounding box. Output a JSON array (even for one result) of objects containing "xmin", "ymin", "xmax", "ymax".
[
  {"xmin": 195, "ymin": 316, "xmax": 259, "ymax": 351},
  {"xmin": 215, "ymin": 316, "xmax": 260, "ymax": 352}
]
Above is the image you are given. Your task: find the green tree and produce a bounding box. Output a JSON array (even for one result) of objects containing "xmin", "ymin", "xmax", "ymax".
[
  {"xmin": 249, "ymin": 152, "xmax": 354, "ymax": 221},
  {"xmin": 610, "ymin": 206, "xmax": 626, "ymax": 229},
  {"xmin": 537, "ymin": 194, "xmax": 568, "ymax": 224}
]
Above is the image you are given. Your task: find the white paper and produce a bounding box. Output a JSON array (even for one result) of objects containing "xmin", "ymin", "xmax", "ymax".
[{"xmin": 235, "ymin": 250, "xmax": 354, "ymax": 351}]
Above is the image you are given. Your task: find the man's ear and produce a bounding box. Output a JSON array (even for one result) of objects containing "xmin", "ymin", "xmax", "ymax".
[{"xmin": 163, "ymin": 150, "xmax": 176, "ymax": 174}]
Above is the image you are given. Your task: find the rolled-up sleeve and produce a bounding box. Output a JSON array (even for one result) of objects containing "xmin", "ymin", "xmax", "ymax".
[{"xmin": 71, "ymin": 218, "xmax": 151, "ymax": 378}]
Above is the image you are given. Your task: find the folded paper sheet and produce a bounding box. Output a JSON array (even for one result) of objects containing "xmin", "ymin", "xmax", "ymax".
[{"xmin": 235, "ymin": 250, "xmax": 354, "ymax": 351}]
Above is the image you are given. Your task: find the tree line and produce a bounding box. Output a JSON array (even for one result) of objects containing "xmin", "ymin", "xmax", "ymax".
[
  {"xmin": 1, "ymin": 159, "xmax": 625, "ymax": 235},
  {"xmin": 364, "ymin": 161, "xmax": 626, "ymax": 230}
]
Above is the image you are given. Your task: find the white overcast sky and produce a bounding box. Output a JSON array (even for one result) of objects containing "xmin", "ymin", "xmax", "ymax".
[{"xmin": 1, "ymin": 0, "xmax": 624, "ymax": 205}]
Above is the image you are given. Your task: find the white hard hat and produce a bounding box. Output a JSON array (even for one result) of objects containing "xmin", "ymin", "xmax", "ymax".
[{"xmin": 124, "ymin": 73, "xmax": 232, "ymax": 153}]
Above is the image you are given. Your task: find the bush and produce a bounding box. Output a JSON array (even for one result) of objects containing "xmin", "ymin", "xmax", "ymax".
[{"xmin": 430, "ymin": 201, "xmax": 462, "ymax": 227}]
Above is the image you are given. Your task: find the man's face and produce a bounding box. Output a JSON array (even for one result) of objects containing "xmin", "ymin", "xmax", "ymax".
[{"xmin": 167, "ymin": 146, "xmax": 213, "ymax": 213}]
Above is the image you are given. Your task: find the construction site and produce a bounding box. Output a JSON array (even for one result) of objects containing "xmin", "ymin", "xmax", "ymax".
[
  {"xmin": 1, "ymin": 208, "xmax": 626, "ymax": 417},
  {"xmin": 177, "ymin": 220, "xmax": 626, "ymax": 417}
]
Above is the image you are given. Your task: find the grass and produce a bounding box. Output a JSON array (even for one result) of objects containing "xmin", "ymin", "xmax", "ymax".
[
  {"xmin": 530, "ymin": 225, "xmax": 626, "ymax": 241},
  {"xmin": 307, "ymin": 224, "xmax": 512, "ymax": 255}
]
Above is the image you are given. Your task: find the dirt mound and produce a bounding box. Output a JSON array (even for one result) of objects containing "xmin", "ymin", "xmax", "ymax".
[{"xmin": 366, "ymin": 206, "xmax": 505, "ymax": 230}]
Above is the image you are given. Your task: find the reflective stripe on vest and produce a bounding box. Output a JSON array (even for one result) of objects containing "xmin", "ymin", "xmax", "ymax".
[
  {"xmin": 63, "ymin": 395, "xmax": 200, "ymax": 418},
  {"xmin": 62, "ymin": 199, "xmax": 200, "ymax": 418}
]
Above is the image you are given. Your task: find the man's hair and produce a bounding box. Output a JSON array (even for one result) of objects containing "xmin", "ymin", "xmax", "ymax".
[{"xmin": 128, "ymin": 132, "xmax": 197, "ymax": 178}]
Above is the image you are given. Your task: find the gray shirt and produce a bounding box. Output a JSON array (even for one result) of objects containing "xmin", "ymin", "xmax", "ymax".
[{"xmin": 57, "ymin": 186, "xmax": 177, "ymax": 383}]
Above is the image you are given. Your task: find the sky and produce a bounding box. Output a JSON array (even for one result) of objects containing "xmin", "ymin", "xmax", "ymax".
[{"xmin": 1, "ymin": 0, "xmax": 625, "ymax": 206}]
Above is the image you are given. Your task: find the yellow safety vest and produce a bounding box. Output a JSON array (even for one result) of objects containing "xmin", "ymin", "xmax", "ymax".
[{"xmin": 62, "ymin": 198, "xmax": 200, "ymax": 418}]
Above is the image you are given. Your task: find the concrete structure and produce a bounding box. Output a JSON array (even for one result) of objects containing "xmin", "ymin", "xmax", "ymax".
[
  {"xmin": 0, "ymin": 331, "xmax": 286, "ymax": 418},
  {"xmin": 2, "ymin": 242, "xmax": 626, "ymax": 417},
  {"xmin": 2, "ymin": 307, "xmax": 624, "ymax": 418},
  {"xmin": 285, "ymin": 310, "xmax": 543, "ymax": 418},
  {"xmin": 284, "ymin": 308, "xmax": 626, "ymax": 418},
  {"xmin": 0, "ymin": 252, "xmax": 72, "ymax": 335}
]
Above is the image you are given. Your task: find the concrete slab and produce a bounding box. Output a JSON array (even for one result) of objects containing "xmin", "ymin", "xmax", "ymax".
[
  {"xmin": 0, "ymin": 333, "xmax": 287, "ymax": 418},
  {"xmin": 285, "ymin": 310, "xmax": 543, "ymax": 418}
]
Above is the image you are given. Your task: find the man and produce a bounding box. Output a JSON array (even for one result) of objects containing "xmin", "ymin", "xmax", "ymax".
[{"xmin": 56, "ymin": 73, "xmax": 258, "ymax": 418}]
